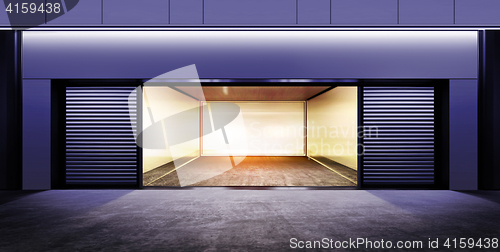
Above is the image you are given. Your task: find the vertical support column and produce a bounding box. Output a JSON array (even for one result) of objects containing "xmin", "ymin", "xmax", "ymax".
[
  {"xmin": 480, "ymin": 30, "xmax": 500, "ymax": 189},
  {"xmin": 304, "ymin": 101, "xmax": 307, "ymax": 157},
  {"xmin": 0, "ymin": 31, "xmax": 22, "ymax": 190},
  {"xmin": 0, "ymin": 31, "xmax": 7, "ymax": 189},
  {"xmin": 200, "ymin": 100, "xmax": 203, "ymax": 157},
  {"xmin": 23, "ymin": 79, "xmax": 51, "ymax": 190},
  {"xmin": 449, "ymin": 79, "xmax": 478, "ymax": 190}
]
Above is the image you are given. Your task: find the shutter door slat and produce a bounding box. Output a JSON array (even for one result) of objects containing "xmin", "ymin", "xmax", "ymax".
[
  {"xmin": 362, "ymin": 87, "xmax": 435, "ymax": 186},
  {"xmin": 65, "ymin": 87, "xmax": 139, "ymax": 186}
]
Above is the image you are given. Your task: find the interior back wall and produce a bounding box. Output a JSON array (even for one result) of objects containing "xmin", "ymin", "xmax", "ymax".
[{"xmin": 202, "ymin": 102, "xmax": 305, "ymax": 156}]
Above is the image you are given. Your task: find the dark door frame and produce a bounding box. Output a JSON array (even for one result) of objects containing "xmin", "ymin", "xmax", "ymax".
[
  {"xmin": 51, "ymin": 79, "xmax": 143, "ymax": 189},
  {"xmin": 357, "ymin": 80, "xmax": 449, "ymax": 189}
]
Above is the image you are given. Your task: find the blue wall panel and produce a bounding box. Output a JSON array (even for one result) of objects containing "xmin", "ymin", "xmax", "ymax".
[
  {"xmin": 170, "ymin": 0, "xmax": 203, "ymax": 24},
  {"xmin": 399, "ymin": 0, "xmax": 454, "ymax": 24},
  {"xmin": 455, "ymin": 0, "xmax": 500, "ymax": 24},
  {"xmin": 449, "ymin": 80, "xmax": 478, "ymax": 190},
  {"xmin": 298, "ymin": 0, "xmax": 330, "ymax": 24},
  {"xmin": 0, "ymin": 0, "xmax": 499, "ymax": 26},
  {"xmin": 204, "ymin": 0, "xmax": 296, "ymax": 24},
  {"xmin": 0, "ymin": 4, "xmax": 9, "ymax": 25},
  {"xmin": 0, "ymin": 0, "xmax": 500, "ymax": 26},
  {"xmin": 22, "ymin": 79, "xmax": 51, "ymax": 190},
  {"xmin": 103, "ymin": 0, "xmax": 169, "ymax": 24},
  {"xmin": 331, "ymin": 0, "xmax": 398, "ymax": 24},
  {"xmin": 46, "ymin": 0, "xmax": 102, "ymax": 25}
]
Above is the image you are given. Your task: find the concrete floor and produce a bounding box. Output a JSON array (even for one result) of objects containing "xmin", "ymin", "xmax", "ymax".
[
  {"xmin": 146, "ymin": 156, "xmax": 356, "ymax": 187},
  {"xmin": 1, "ymin": 190, "xmax": 499, "ymax": 251}
]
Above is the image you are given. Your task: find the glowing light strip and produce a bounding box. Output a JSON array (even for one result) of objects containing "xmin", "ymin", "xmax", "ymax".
[
  {"xmin": 0, "ymin": 27, "xmax": 494, "ymax": 31},
  {"xmin": 145, "ymin": 156, "xmax": 199, "ymax": 186},
  {"xmin": 308, "ymin": 156, "xmax": 357, "ymax": 185}
]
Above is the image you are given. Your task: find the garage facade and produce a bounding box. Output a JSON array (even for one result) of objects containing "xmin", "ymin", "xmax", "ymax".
[{"xmin": 17, "ymin": 30, "xmax": 476, "ymax": 189}]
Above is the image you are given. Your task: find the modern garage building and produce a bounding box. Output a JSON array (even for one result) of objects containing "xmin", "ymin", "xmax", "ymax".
[
  {"xmin": 2, "ymin": 1, "xmax": 500, "ymax": 251},
  {"xmin": 1, "ymin": 0, "xmax": 500, "ymax": 191}
]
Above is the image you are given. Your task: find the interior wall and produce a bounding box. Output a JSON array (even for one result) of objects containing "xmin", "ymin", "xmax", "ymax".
[
  {"xmin": 202, "ymin": 102, "xmax": 305, "ymax": 156},
  {"xmin": 307, "ymin": 87, "xmax": 358, "ymax": 170},
  {"xmin": 142, "ymin": 87, "xmax": 199, "ymax": 173}
]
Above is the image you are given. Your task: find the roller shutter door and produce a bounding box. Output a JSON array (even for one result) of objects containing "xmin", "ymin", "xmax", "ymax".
[
  {"xmin": 361, "ymin": 86, "xmax": 436, "ymax": 186},
  {"xmin": 65, "ymin": 86, "xmax": 139, "ymax": 186}
]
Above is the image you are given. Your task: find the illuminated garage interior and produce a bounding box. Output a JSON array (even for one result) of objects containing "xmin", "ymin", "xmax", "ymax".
[{"xmin": 142, "ymin": 85, "xmax": 358, "ymax": 187}]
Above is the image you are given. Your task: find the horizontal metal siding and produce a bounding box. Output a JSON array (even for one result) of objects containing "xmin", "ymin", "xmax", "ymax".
[
  {"xmin": 362, "ymin": 87, "xmax": 435, "ymax": 185},
  {"xmin": 65, "ymin": 87, "xmax": 138, "ymax": 185}
]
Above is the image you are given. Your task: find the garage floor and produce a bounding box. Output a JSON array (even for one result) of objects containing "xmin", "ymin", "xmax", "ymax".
[
  {"xmin": 144, "ymin": 156, "xmax": 357, "ymax": 187},
  {"xmin": 0, "ymin": 190, "xmax": 499, "ymax": 251}
]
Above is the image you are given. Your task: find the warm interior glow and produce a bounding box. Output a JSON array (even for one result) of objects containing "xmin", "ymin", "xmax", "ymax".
[
  {"xmin": 142, "ymin": 86, "xmax": 200, "ymax": 173},
  {"xmin": 141, "ymin": 85, "xmax": 358, "ymax": 175},
  {"xmin": 307, "ymin": 87, "xmax": 358, "ymax": 170},
  {"xmin": 202, "ymin": 102, "xmax": 305, "ymax": 156}
]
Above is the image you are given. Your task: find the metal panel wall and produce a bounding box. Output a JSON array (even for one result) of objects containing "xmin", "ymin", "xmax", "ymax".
[
  {"xmin": 362, "ymin": 87, "xmax": 436, "ymax": 186},
  {"xmin": 399, "ymin": 0, "xmax": 454, "ymax": 24},
  {"xmin": 64, "ymin": 87, "xmax": 139, "ymax": 185},
  {"xmin": 297, "ymin": 0, "xmax": 330, "ymax": 24},
  {"xmin": 204, "ymin": 0, "xmax": 296, "ymax": 24},
  {"xmin": 170, "ymin": 0, "xmax": 204, "ymax": 24},
  {"xmin": 331, "ymin": 0, "xmax": 398, "ymax": 24}
]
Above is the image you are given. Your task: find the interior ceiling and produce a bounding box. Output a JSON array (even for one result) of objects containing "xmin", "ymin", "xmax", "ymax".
[{"xmin": 175, "ymin": 86, "xmax": 331, "ymax": 101}]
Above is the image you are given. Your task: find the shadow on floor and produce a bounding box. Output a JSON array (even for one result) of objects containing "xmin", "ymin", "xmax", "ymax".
[
  {"xmin": 458, "ymin": 190, "xmax": 500, "ymax": 205},
  {"xmin": 0, "ymin": 190, "xmax": 44, "ymax": 206}
]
